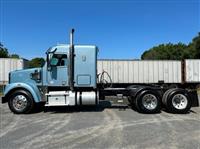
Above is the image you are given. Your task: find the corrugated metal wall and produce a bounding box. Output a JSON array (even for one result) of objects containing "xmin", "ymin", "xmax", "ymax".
[
  {"xmin": 97, "ymin": 60, "xmax": 182, "ymax": 84},
  {"xmin": 0, "ymin": 58, "xmax": 26, "ymax": 85},
  {"xmin": 185, "ymin": 59, "xmax": 200, "ymax": 83}
]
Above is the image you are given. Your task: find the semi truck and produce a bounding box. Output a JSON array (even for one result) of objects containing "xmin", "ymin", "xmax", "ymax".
[{"xmin": 1, "ymin": 29, "xmax": 200, "ymax": 114}]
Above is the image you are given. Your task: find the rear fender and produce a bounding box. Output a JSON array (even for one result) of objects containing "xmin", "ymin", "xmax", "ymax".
[{"xmin": 128, "ymin": 85, "xmax": 161, "ymax": 99}]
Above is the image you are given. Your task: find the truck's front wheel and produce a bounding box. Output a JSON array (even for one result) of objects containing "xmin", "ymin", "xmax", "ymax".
[{"xmin": 8, "ymin": 90, "xmax": 35, "ymax": 114}]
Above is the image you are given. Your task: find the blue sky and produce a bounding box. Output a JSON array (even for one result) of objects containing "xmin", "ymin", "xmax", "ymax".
[{"xmin": 0, "ymin": 0, "xmax": 199, "ymax": 60}]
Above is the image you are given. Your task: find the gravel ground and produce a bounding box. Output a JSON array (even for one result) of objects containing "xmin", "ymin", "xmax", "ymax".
[{"xmin": 0, "ymin": 98, "xmax": 200, "ymax": 149}]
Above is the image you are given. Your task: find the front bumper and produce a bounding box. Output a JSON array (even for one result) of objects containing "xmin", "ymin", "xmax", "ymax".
[{"xmin": 1, "ymin": 96, "xmax": 6, "ymax": 103}]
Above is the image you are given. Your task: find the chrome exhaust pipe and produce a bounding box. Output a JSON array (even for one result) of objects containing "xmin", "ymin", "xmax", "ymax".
[{"xmin": 69, "ymin": 29, "xmax": 75, "ymax": 91}]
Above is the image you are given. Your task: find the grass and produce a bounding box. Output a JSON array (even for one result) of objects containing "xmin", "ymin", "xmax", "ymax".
[
  {"xmin": 0, "ymin": 86, "xmax": 4, "ymax": 96},
  {"xmin": 197, "ymin": 88, "xmax": 200, "ymax": 94}
]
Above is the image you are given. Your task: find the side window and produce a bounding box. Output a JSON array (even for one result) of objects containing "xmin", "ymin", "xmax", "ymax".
[{"xmin": 52, "ymin": 54, "xmax": 68, "ymax": 66}]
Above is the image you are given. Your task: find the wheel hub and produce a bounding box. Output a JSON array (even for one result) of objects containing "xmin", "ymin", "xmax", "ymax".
[
  {"xmin": 13, "ymin": 95, "xmax": 27, "ymax": 111},
  {"xmin": 142, "ymin": 94, "xmax": 158, "ymax": 110},
  {"xmin": 172, "ymin": 94, "xmax": 188, "ymax": 110}
]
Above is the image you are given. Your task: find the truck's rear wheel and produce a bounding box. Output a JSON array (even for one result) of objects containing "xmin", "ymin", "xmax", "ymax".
[
  {"xmin": 162, "ymin": 88, "xmax": 175, "ymax": 106},
  {"xmin": 136, "ymin": 90, "xmax": 161, "ymax": 113},
  {"xmin": 165, "ymin": 89, "xmax": 192, "ymax": 114},
  {"xmin": 127, "ymin": 97, "xmax": 132, "ymax": 104},
  {"xmin": 8, "ymin": 90, "xmax": 35, "ymax": 114}
]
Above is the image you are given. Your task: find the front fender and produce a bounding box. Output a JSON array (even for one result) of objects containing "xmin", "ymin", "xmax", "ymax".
[{"xmin": 3, "ymin": 83, "xmax": 42, "ymax": 103}]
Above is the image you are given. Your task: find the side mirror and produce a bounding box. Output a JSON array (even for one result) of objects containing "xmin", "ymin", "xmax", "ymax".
[
  {"xmin": 46, "ymin": 48, "xmax": 58, "ymax": 71},
  {"xmin": 31, "ymin": 69, "xmax": 41, "ymax": 82},
  {"xmin": 46, "ymin": 55, "xmax": 58, "ymax": 71},
  {"xmin": 50, "ymin": 57, "xmax": 58, "ymax": 66}
]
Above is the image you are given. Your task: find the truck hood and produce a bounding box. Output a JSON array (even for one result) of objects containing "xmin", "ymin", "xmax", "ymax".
[{"xmin": 10, "ymin": 68, "xmax": 42, "ymax": 84}]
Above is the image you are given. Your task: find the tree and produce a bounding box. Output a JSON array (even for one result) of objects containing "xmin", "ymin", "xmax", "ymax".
[
  {"xmin": 0, "ymin": 42, "xmax": 20, "ymax": 58},
  {"xmin": 0, "ymin": 42, "xmax": 9, "ymax": 58},
  {"xmin": 192, "ymin": 32, "xmax": 200, "ymax": 58},
  {"xmin": 141, "ymin": 33, "xmax": 200, "ymax": 60},
  {"xmin": 10, "ymin": 54, "xmax": 20, "ymax": 59},
  {"xmin": 141, "ymin": 43, "xmax": 188, "ymax": 60},
  {"xmin": 29, "ymin": 57, "xmax": 45, "ymax": 68}
]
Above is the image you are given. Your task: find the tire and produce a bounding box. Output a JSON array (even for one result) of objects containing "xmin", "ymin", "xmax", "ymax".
[
  {"xmin": 165, "ymin": 89, "xmax": 192, "ymax": 114},
  {"xmin": 128, "ymin": 96, "xmax": 138, "ymax": 110},
  {"xmin": 127, "ymin": 97, "xmax": 132, "ymax": 104},
  {"xmin": 8, "ymin": 90, "xmax": 35, "ymax": 114},
  {"xmin": 135, "ymin": 90, "xmax": 161, "ymax": 113},
  {"xmin": 127, "ymin": 89, "xmax": 136, "ymax": 105},
  {"xmin": 162, "ymin": 88, "xmax": 178, "ymax": 106}
]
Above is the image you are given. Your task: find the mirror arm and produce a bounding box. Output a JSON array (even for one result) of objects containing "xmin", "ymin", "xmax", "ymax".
[{"xmin": 46, "ymin": 53, "xmax": 51, "ymax": 71}]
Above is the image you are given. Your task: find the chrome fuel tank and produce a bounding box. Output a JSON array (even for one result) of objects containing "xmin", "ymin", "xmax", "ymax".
[{"xmin": 45, "ymin": 91, "xmax": 98, "ymax": 106}]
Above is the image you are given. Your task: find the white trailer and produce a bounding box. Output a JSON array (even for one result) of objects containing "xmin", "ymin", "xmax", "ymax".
[
  {"xmin": 98, "ymin": 59, "xmax": 200, "ymax": 85},
  {"xmin": 185, "ymin": 59, "xmax": 200, "ymax": 83},
  {"xmin": 97, "ymin": 60, "xmax": 182, "ymax": 84}
]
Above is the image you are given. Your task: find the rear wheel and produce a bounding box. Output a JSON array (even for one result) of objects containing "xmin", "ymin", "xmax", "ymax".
[
  {"xmin": 162, "ymin": 88, "xmax": 176, "ymax": 106},
  {"xmin": 165, "ymin": 89, "xmax": 192, "ymax": 114},
  {"xmin": 8, "ymin": 90, "xmax": 35, "ymax": 114},
  {"xmin": 136, "ymin": 90, "xmax": 161, "ymax": 113},
  {"xmin": 127, "ymin": 97, "xmax": 132, "ymax": 104}
]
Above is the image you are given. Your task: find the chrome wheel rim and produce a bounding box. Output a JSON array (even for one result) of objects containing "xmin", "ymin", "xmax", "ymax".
[
  {"xmin": 142, "ymin": 94, "xmax": 158, "ymax": 110},
  {"xmin": 172, "ymin": 94, "xmax": 188, "ymax": 110},
  {"xmin": 13, "ymin": 95, "xmax": 27, "ymax": 111}
]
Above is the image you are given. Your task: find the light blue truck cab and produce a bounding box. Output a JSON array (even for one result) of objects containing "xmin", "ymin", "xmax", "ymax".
[{"xmin": 2, "ymin": 44, "xmax": 99, "ymax": 114}]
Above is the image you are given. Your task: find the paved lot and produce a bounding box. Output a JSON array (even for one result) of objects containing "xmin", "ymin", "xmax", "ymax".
[{"xmin": 0, "ymin": 98, "xmax": 200, "ymax": 149}]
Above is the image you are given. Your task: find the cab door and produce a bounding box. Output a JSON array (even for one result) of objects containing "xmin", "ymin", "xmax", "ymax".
[{"xmin": 47, "ymin": 54, "xmax": 68, "ymax": 86}]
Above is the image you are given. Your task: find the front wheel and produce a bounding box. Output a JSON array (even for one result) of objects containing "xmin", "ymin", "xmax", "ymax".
[{"xmin": 8, "ymin": 90, "xmax": 35, "ymax": 114}]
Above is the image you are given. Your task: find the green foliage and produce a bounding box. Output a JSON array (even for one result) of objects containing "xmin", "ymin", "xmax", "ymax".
[
  {"xmin": 0, "ymin": 85, "xmax": 4, "ymax": 96},
  {"xmin": 192, "ymin": 32, "xmax": 200, "ymax": 58},
  {"xmin": 10, "ymin": 54, "xmax": 20, "ymax": 59},
  {"xmin": 0, "ymin": 42, "xmax": 9, "ymax": 58},
  {"xmin": 29, "ymin": 57, "xmax": 45, "ymax": 68},
  {"xmin": 0, "ymin": 42, "xmax": 45, "ymax": 68},
  {"xmin": 0, "ymin": 42, "xmax": 20, "ymax": 58},
  {"xmin": 141, "ymin": 33, "xmax": 200, "ymax": 60}
]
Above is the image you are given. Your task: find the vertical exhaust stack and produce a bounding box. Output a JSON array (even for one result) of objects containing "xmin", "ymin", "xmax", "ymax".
[
  {"xmin": 70, "ymin": 29, "xmax": 74, "ymax": 47},
  {"xmin": 69, "ymin": 29, "xmax": 75, "ymax": 91}
]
